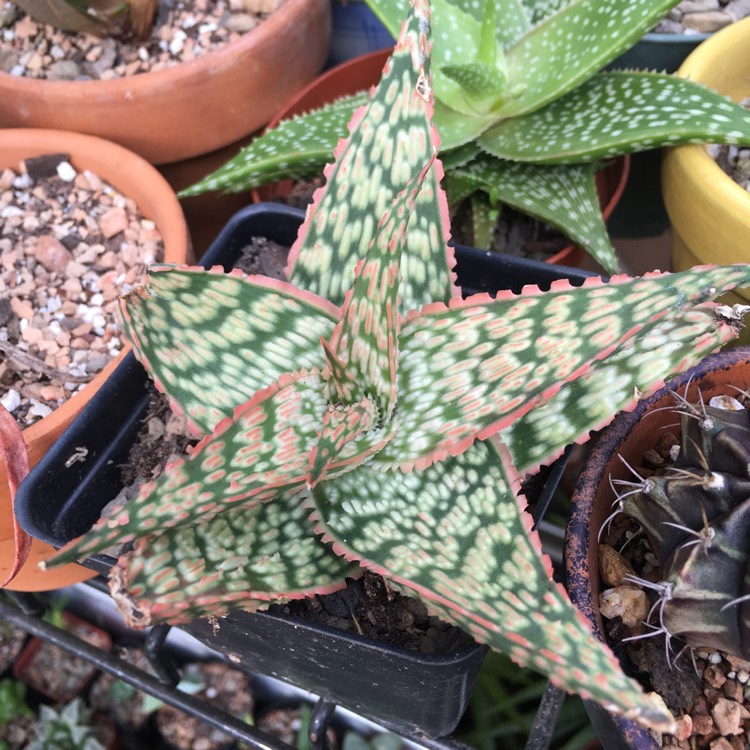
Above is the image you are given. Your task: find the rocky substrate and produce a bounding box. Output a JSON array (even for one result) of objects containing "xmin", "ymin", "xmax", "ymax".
[
  {"xmin": 0, "ymin": 0, "xmax": 284, "ymax": 80},
  {"xmin": 0, "ymin": 153, "xmax": 164, "ymax": 428},
  {"xmin": 654, "ymin": 0, "xmax": 750, "ymax": 34},
  {"xmin": 709, "ymin": 98, "xmax": 750, "ymax": 192}
]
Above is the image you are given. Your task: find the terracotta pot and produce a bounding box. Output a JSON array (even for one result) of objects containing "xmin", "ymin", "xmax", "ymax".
[
  {"xmin": 0, "ymin": 128, "xmax": 190, "ymax": 591},
  {"xmin": 565, "ymin": 347, "xmax": 750, "ymax": 750},
  {"xmin": 664, "ymin": 18, "xmax": 750, "ymax": 315},
  {"xmin": 0, "ymin": 0, "xmax": 331, "ymax": 165},
  {"xmin": 13, "ymin": 611, "xmax": 112, "ymax": 702},
  {"xmin": 252, "ymin": 48, "xmax": 630, "ymax": 267}
]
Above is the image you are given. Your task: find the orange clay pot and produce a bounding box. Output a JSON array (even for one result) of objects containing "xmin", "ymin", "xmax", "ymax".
[
  {"xmin": 0, "ymin": 0, "xmax": 332, "ymax": 165},
  {"xmin": 0, "ymin": 128, "xmax": 190, "ymax": 590},
  {"xmin": 252, "ymin": 48, "xmax": 629, "ymax": 267}
]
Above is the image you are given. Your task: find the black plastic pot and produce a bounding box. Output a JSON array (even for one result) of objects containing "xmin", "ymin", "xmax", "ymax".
[{"xmin": 16, "ymin": 203, "xmax": 595, "ymax": 738}]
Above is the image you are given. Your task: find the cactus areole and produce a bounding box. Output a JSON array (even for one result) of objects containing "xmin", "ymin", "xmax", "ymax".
[{"xmin": 46, "ymin": 0, "xmax": 750, "ymax": 732}]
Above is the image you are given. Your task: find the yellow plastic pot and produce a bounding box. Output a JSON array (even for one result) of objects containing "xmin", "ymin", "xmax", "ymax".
[{"xmin": 663, "ymin": 17, "xmax": 750, "ymax": 317}]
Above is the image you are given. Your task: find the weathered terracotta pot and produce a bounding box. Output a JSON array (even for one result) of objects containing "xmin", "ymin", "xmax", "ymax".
[
  {"xmin": 0, "ymin": 128, "xmax": 190, "ymax": 591},
  {"xmin": 252, "ymin": 48, "xmax": 630, "ymax": 267},
  {"xmin": 0, "ymin": 0, "xmax": 331, "ymax": 165},
  {"xmin": 565, "ymin": 347, "xmax": 750, "ymax": 750}
]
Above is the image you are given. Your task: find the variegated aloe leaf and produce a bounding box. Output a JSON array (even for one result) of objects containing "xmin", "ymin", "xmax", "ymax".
[
  {"xmin": 480, "ymin": 72, "xmax": 750, "ymax": 164},
  {"xmin": 179, "ymin": 92, "xmax": 369, "ymax": 198},
  {"xmin": 308, "ymin": 439, "xmax": 675, "ymax": 732},
  {"xmin": 49, "ymin": 370, "xmax": 332, "ymax": 564},
  {"xmin": 119, "ymin": 267, "xmax": 337, "ymax": 436},
  {"xmin": 109, "ymin": 491, "xmax": 357, "ymax": 627},
  {"xmin": 498, "ymin": 0, "xmax": 678, "ymax": 118},
  {"xmin": 448, "ymin": 155, "xmax": 617, "ymax": 272},
  {"xmin": 377, "ymin": 265, "xmax": 750, "ymax": 470},
  {"xmin": 503, "ymin": 302, "xmax": 750, "ymax": 474},
  {"xmin": 286, "ymin": 13, "xmax": 456, "ymax": 312}
]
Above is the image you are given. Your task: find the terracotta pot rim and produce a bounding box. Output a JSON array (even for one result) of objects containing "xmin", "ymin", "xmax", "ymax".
[
  {"xmin": 0, "ymin": 0, "xmax": 312, "ymax": 92},
  {"xmin": 1, "ymin": 126, "xmax": 189, "ymax": 589},
  {"xmin": 1, "ymin": 128, "xmax": 186, "ymax": 462}
]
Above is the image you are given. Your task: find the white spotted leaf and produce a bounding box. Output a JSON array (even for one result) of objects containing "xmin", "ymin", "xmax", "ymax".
[
  {"xmin": 309, "ymin": 440, "xmax": 675, "ymax": 731},
  {"xmin": 111, "ymin": 491, "xmax": 357, "ymax": 626},
  {"xmin": 497, "ymin": 0, "xmax": 679, "ymax": 117},
  {"xmin": 179, "ymin": 92, "xmax": 368, "ymax": 197},
  {"xmin": 448, "ymin": 155, "xmax": 618, "ymax": 273},
  {"xmin": 502, "ymin": 303, "xmax": 745, "ymax": 474},
  {"xmin": 480, "ymin": 72, "xmax": 750, "ymax": 163}
]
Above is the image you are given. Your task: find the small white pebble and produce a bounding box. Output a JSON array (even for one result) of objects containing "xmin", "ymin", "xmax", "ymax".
[
  {"xmin": 728, "ymin": 671, "xmax": 737, "ymax": 679},
  {"xmin": 737, "ymin": 669, "xmax": 749, "ymax": 684},
  {"xmin": 710, "ymin": 652, "xmax": 723, "ymax": 665},
  {"xmin": 1, "ymin": 389, "xmax": 21, "ymax": 412},
  {"xmin": 56, "ymin": 161, "xmax": 77, "ymax": 182},
  {"xmin": 137, "ymin": 46, "xmax": 149, "ymax": 61},
  {"xmin": 28, "ymin": 402, "xmax": 53, "ymax": 419}
]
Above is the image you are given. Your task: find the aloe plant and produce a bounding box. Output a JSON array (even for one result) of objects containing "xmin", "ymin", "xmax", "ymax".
[
  {"xmin": 12, "ymin": 0, "xmax": 158, "ymax": 39},
  {"xmin": 182, "ymin": 0, "xmax": 750, "ymax": 274},
  {"xmin": 47, "ymin": 0, "xmax": 750, "ymax": 732}
]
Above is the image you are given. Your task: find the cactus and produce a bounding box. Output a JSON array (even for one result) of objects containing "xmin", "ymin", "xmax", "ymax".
[
  {"xmin": 615, "ymin": 393, "xmax": 750, "ymax": 660},
  {"xmin": 182, "ymin": 0, "xmax": 750, "ymax": 274},
  {"xmin": 45, "ymin": 0, "xmax": 750, "ymax": 732}
]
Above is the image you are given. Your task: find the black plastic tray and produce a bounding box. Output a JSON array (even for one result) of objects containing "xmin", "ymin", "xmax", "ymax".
[{"xmin": 15, "ymin": 203, "xmax": 594, "ymax": 737}]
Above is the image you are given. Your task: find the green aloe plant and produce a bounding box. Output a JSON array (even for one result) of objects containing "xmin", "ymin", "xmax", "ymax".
[
  {"xmin": 48, "ymin": 0, "xmax": 750, "ymax": 732},
  {"xmin": 181, "ymin": 0, "xmax": 750, "ymax": 274}
]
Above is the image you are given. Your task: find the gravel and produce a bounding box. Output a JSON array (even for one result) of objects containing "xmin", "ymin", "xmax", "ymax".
[
  {"xmin": 0, "ymin": 0, "xmax": 285, "ymax": 80},
  {"xmin": 709, "ymin": 98, "xmax": 750, "ymax": 192},
  {"xmin": 1, "ymin": 153, "xmax": 164, "ymax": 428},
  {"xmin": 654, "ymin": 0, "xmax": 750, "ymax": 33}
]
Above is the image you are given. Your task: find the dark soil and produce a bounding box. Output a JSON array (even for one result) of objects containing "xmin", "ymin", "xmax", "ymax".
[
  {"xmin": 0, "ymin": 622, "xmax": 27, "ymax": 674},
  {"xmin": 155, "ymin": 661, "xmax": 253, "ymax": 750},
  {"xmin": 19, "ymin": 616, "xmax": 110, "ymax": 702},
  {"xmin": 267, "ymin": 570, "xmax": 474, "ymax": 655}
]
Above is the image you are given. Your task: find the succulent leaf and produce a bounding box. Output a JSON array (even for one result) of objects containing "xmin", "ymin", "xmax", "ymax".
[
  {"xmin": 286, "ymin": 16, "xmax": 456, "ymax": 312},
  {"xmin": 49, "ymin": 370, "xmax": 333, "ymax": 564},
  {"xmin": 109, "ymin": 491, "xmax": 357, "ymax": 627},
  {"xmin": 375, "ymin": 266, "xmax": 750, "ymax": 471},
  {"xmin": 179, "ymin": 93, "xmax": 369, "ymax": 198},
  {"xmin": 0, "ymin": 405, "xmax": 31, "ymax": 587},
  {"xmin": 503, "ymin": 303, "xmax": 747, "ymax": 474},
  {"xmin": 309, "ymin": 439, "xmax": 676, "ymax": 731},
  {"xmin": 499, "ymin": 0, "xmax": 677, "ymax": 118},
  {"xmin": 119, "ymin": 267, "xmax": 338, "ymax": 436},
  {"xmin": 480, "ymin": 72, "xmax": 750, "ymax": 164},
  {"xmin": 448, "ymin": 155, "xmax": 617, "ymax": 273}
]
